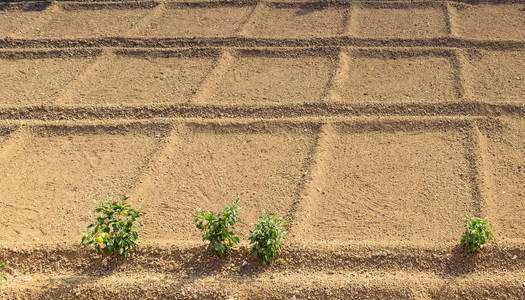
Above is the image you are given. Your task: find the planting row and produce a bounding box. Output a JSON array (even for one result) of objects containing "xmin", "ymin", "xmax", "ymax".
[
  {"xmin": 1, "ymin": 194, "xmax": 493, "ymax": 284},
  {"xmin": 0, "ymin": 49, "xmax": 523, "ymax": 106},
  {"xmin": 81, "ymin": 196, "xmax": 491, "ymax": 261},
  {"xmin": 1, "ymin": 2, "xmax": 523, "ymax": 40},
  {"xmin": 0, "ymin": 119, "xmax": 522, "ymax": 245},
  {"xmin": 0, "ymin": 195, "xmax": 494, "ymax": 293},
  {"xmin": 82, "ymin": 196, "xmax": 287, "ymax": 265}
]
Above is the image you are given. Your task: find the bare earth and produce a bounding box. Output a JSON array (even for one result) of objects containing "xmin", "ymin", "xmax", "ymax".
[{"xmin": 0, "ymin": 0, "xmax": 524, "ymax": 299}]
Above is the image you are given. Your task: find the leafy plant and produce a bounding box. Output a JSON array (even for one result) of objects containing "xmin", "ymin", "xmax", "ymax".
[
  {"xmin": 194, "ymin": 197, "xmax": 241, "ymax": 258},
  {"xmin": 249, "ymin": 210, "xmax": 287, "ymax": 266},
  {"xmin": 0, "ymin": 264, "xmax": 6, "ymax": 291},
  {"xmin": 81, "ymin": 196, "xmax": 143, "ymax": 257},
  {"xmin": 460, "ymin": 214, "xmax": 494, "ymax": 253}
]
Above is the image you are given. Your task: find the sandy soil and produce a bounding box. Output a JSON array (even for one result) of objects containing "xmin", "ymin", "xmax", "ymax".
[
  {"xmin": 0, "ymin": 1, "xmax": 523, "ymax": 299},
  {"xmin": 353, "ymin": 4, "xmax": 449, "ymax": 38},
  {"xmin": 15, "ymin": 3, "xmax": 154, "ymax": 39},
  {"xmin": 453, "ymin": 3, "xmax": 525, "ymax": 41},
  {"xmin": 199, "ymin": 49, "xmax": 338, "ymax": 104},
  {"xmin": 136, "ymin": 4, "xmax": 254, "ymax": 37},
  {"xmin": 0, "ymin": 124, "xmax": 169, "ymax": 243},
  {"xmin": 0, "ymin": 55, "xmax": 97, "ymax": 106},
  {"xmin": 462, "ymin": 50, "xmax": 525, "ymax": 102},
  {"xmin": 484, "ymin": 118, "xmax": 525, "ymax": 239},
  {"xmin": 60, "ymin": 51, "xmax": 218, "ymax": 106},
  {"xmin": 133, "ymin": 121, "xmax": 318, "ymax": 240},
  {"xmin": 241, "ymin": 4, "xmax": 348, "ymax": 37},
  {"xmin": 331, "ymin": 49, "xmax": 460, "ymax": 103},
  {"xmin": 300, "ymin": 124, "xmax": 472, "ymax": 242}
]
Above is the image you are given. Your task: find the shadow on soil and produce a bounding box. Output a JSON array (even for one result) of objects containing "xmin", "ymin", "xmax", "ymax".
[
  {"xmin": 0, "ymin": 0, "xmax": 50, "ymax": 11},
  {"xmin": 294, "ymin": 4, "xmax": 329, "ymax": 16},
  {"xmin": 71, "ymin": 244, "xmax": 268, "ymax": 278},
  {"xmin": 21, "ymin": 245, "xmax": 268, "ymax": 298},
  {"xmin": 443, "ymin": 244, "xmax": 480, "ymax": 276},
  {"xmin": 433, "ymin": 245, "xmax": 490, "ymax": 298}
]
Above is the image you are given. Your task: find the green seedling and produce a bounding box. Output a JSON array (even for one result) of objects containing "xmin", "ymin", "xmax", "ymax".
[
  {"xmin": 460, "ymin": 214, "xmax": 494, "ymax": 253},
  {"xmin": 195, "ymin": 197, "xmax": 241, "ymax": 258},
  {"xmin": 82, "ymin": 196, "xmax": 143, "ymax": 257},
  {"xmin": 0, "ymin": 264, "xmax": 6, "ymax": 292},
  {"xmin": 250, "ymin": 210, "xmax": 287, "ymax": 266}
]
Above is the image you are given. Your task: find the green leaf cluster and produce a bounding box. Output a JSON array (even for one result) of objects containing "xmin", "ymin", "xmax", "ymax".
[
  {"xmin": 460, "ymin": 214, "xmax": 494, "ymax": 253},
  {"xmin": 81, "ymin": 196, "xmax": 143, "ymax": 257},
  {"xmin": 249, "ymin": 211, "xmax": 287, "ymax": 266},
  {"xmin": 0, "ymin": 264, "xmax": 6, "ymax": 292},
  {"xmin": 194, "ymin": 197, "xmax": 241, "ymax": 258}
]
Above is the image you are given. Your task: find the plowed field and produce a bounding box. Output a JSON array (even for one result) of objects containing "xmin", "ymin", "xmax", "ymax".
[{"xmin": 0, "ymin": 0, "xmax": 524, "ymax": 299}]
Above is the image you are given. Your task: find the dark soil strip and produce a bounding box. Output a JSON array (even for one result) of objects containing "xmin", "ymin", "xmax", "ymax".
[
  {"xmin": 0, "ymin": 102, "xmax": 522, "ymax": 121},
  {"xmin": 0, "ymin": 37, "xmax": 523, "ymax": 50}
]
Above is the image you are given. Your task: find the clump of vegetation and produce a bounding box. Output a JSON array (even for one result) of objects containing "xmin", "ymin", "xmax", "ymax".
[
  {"xmin": 0, "ymin": 264, "xmax": 6, "ymax": 292},
  {"xmin": 250, "ymin": 210, "xmax": 287, "ymax": 266},
  {"xmin": 82, "ymin": 196, "xmax": 143, "ymax": 257},
  {"xmin": 195, "ymin": 197, "xmax": 241, "ymax": 258},
  {"xmin": 460, "ymin": 214, "xmax": 494, "ymax": 253}
]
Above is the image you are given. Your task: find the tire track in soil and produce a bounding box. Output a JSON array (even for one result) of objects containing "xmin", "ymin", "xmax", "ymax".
[
  {"xmin": 470, "ymin": 123, "xmax": 494, "ymax": 218},
  {"xmin": 323, "ymin": 50, "xmax": 350, "ymax": 102},
  {"xmin": 451, "ymin": 48, "xmax": 469, "ymax": 100},
  {"xmin": 287, "ymin": 123, "xmax": 333, "ymax": 242},
  {"xmin": 52, "ymin": 49, "xmax": 110, "ymax": 105},
  {"xmin": 190, "ymin": 50, "xmax": 236, "ymax": 105}
]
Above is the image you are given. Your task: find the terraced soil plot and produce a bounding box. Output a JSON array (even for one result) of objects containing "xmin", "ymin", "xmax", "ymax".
[
  {"xmin": 0, "ymin": 125, "xmax": 167, "ymax": 243},
  {"xmin": 298, "ymin": 122, "xmax": 473, "ymax": 242},
  {"xmin": 0, "ymin": 2, "xmax": 49, "ymax": 38},
  {"xmin": 136, "ymin": 4, "xmax": 254, "ymax": 37},
  {"xmin": 353, "ymin": 3, "xmax": 448, "ymax": 38},
  {"xmin": 462, "ymin": 50, "xmax": 525, "ymax": 102},
  {"xmin": 18, "ymin": 3, "xmax": 153, "ymax": 39},
  {"xmin": 61, "ymin": 50, "xmax": 218, "ymax": 106},
  {"xmin": 483, "ymin": 118, "xmax": 525, "ymax": 239},
  {"xmin": 0, "ymin": 0, "xmax": 524, "ymax": 299},
  {"xmin": 332, "ymin": 50, "xmax": 459, "ymax": 103},
  {"xmin": 132, "ymin": 121, "xmax": 317, "ymax": 240},
  {"xmin": 453, "ymin": 4, "xmax": 525, "ymax": 40},
  {"xmin": 200, "ymin": 50, "xmax": 337, "ymax": 104},
  {"xmin": 0, "ymin": 52, "xmax": 98, "ymax": 106},
  {"xmin": 241, "ymin": 4, "xmax": 347, "ymax": 37}
]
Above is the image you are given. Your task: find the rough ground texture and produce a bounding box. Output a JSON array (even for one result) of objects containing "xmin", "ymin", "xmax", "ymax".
[{"xmin": 0, "ymin": 0, "xmax": 524, "ymax": 299}]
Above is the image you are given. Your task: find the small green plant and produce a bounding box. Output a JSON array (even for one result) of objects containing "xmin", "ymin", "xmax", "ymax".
[
  {"xmin": 460, "ymin": 214, "xmax": 494, "ymax": 253},
  {"xmin": 194, "ymin": 197, "xmax": 241, "ymax": 258},
  {"xmin": 0, "ymin": 264, "xmax": 6, "ymax": 292},
  {"xmin": 249, "ymin": 210, "xmax": 287, "ymax": 266},
  {"xmin": 81, "ymin": 196, "xmax": 143, "ymax": 257}
]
